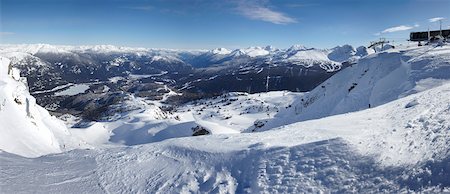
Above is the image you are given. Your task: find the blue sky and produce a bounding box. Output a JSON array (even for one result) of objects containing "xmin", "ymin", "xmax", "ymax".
[{"xmin": 1, "ymin": 0, "xmax": 449, "ymax": 49}]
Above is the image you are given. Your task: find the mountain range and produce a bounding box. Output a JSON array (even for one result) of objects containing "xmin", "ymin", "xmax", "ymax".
[
  {"xmin": 0, "ymin": 44, "xmax": 371, "ymax": 121},
  {"xmin": 1, "ymin": 43, "xmax": 449, "ymax": 193}
]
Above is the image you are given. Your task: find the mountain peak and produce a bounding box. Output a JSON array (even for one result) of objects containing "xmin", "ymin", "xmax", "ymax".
[
  {"xmin": 210, "ymin": 48, "xmax": 231, "ymax": 55},
  {"xmin": 288, "ymin": 44, "xmax": 308, "ymax": 51}
]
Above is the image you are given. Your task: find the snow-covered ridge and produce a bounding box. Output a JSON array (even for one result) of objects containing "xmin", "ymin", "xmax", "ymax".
[
  {"xmin": 0, "ymin": 43, "xmax": 368, "ymax": 71},
  {"xmin": 0, "ymin": 44, "xmax": 196, "ymax": 54},
  {"xmin": 210, "ymin": 47, "xmax": 231, "ymax": 55},
  {"xmin": 0, "ymin": 57, "xmax": 87, "ymax": 157}
]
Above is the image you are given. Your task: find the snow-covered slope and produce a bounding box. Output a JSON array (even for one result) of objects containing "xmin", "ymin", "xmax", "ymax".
[
  {"xmin": 1, "ymin": 81, "xmax": 449, "ymax": 193},
  {"xmin": 280, "ymin": 47, "xmax": 341, "ymax": 71},
  {"xmin": 70, "ymin": 91, "xmax": 302, "ymax": 146},
  {"xmin": 328, "ymin": 44, "xmax": 356, "ymax": 62},
  {"xmin": 273, "ymin": 44, "xmax": 363, "ymax": 72},
  {"xmin": 0, "ymin": 57, "xmax": 86, "ymax": 157},
  {"xmin": 258, "ymin": 44, "xmax": 450, "ymax": 131}
]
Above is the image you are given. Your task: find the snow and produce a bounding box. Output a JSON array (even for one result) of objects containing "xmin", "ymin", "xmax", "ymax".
[
  {"xmin": 109, "ymin": 56, "xmax": 127, "ymax": 66},
  {"xmin": 211, "ymin": 48, "xmax": 231, "ymax": 55},
  {"xmin": 408, "ymin": 78, "xmax": 449, "ymax": 94},
  {"xmin": 280, "ymin": 46, "xmax": 346, "ymax": 71},
  {"xmin": 108, "ymin": 76, "xmax": 124, "ymax": 83},
  {"xmin": 328, "ymin": 44, "xmax": 356, "ymax": 62},
  {"xmin": 259, "ymin": 44, "xmax": 450, "ymax": 131},
  {"xmin": 285, "ymin": 49, "xmax": 342, "ymax": 72},
  {"xmin": 70, "ymin": 122, "xmax": 111, "ymax": 145},
  {"xmin": 128, "ymin": 71, "xmax": 168, "ymax": 79},
  {"xmin": 289, "ymin": 49, "xmax": 330, "ymax": 62},
  {"xmin": 32, "ymin": 83, "xmax": 74, "ymax": 95},
  {"xmin": 0, "ymin": 43, "xmax": 367, "ymax": 73},
  {"xmin": 0, "ymin": 57, "xmax": 87, "ymax": 157},
  {"xmin": 150, "ymin": 55, "xmax": 184, "ymax": 64},
  {"xmin": 54, "ymin": 84, "xmax": 90, "ymax": 96},
  {"xmin": 102, "ymin": 85, "xmax": 110, "ymax": 93},
  {"xmin": 241, "ymin": 47, "xmax": 270, "ymax": 57},
  {"xmin": 0, "ymin": 44, "xmax": 71, "ymax": 55},
  {"xmin": 68, "ymin": 91, "xmax": 301, "ymax": 146},
  {"xmin": 287, "ymin": 44, "xmax": 308, "ymax": 52},
  {"xmin": 1, "ymin": 44, "xmax": 450, "ymax": 193},
  {"xmin": 1, "ymin": 82, "xmax": 449, "ymax": 192},
  {"xmin": 277, "ymin": 82, "xmax": 450, "ymax": 166},
  {"xmin": 355, "ymin": 45, "xmax": 371, "ymax": 57}
]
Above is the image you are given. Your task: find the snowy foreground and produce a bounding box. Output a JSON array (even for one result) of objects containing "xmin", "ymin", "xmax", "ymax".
[{"xmin": 1, "ymin": 44, "xmax": 450, "ymax": 193}]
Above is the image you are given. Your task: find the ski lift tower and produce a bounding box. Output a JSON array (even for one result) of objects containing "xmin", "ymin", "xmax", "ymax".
[
  {"xmin": 265, "ymin": 57, "xmax": 272, "ymax": 93},
  {"xmin": 368, "ymin": 38, "xmax": 390, "ymax": 53}
]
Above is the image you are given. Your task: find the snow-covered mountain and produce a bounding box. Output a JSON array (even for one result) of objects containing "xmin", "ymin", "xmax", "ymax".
[{"xmin": 0, "ymin": 43, "xmax": 364, "ymax": 69}]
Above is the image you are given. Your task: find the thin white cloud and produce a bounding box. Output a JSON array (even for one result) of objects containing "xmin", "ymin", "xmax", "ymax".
[
  {"xmin": 236, "ymin": 1, "xmax": 297, "ymax": 25},
  {"xmin": 381, "ymin": 25, "xmax": 414, "ymax": 33},
  {"xmin": 429, "ymin": 17, "xmax": 444, "ymax": 22},
  {"xmin": 122, "ymin": 5, "xmax": 153, "ymax": 11},
  {"xmin": 285, "ymin": 3, "xmax": 319, "ymax": 8},
  {"xmin": 0, "ymin": 32, "xmax": 15, "ymax": 36}
]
